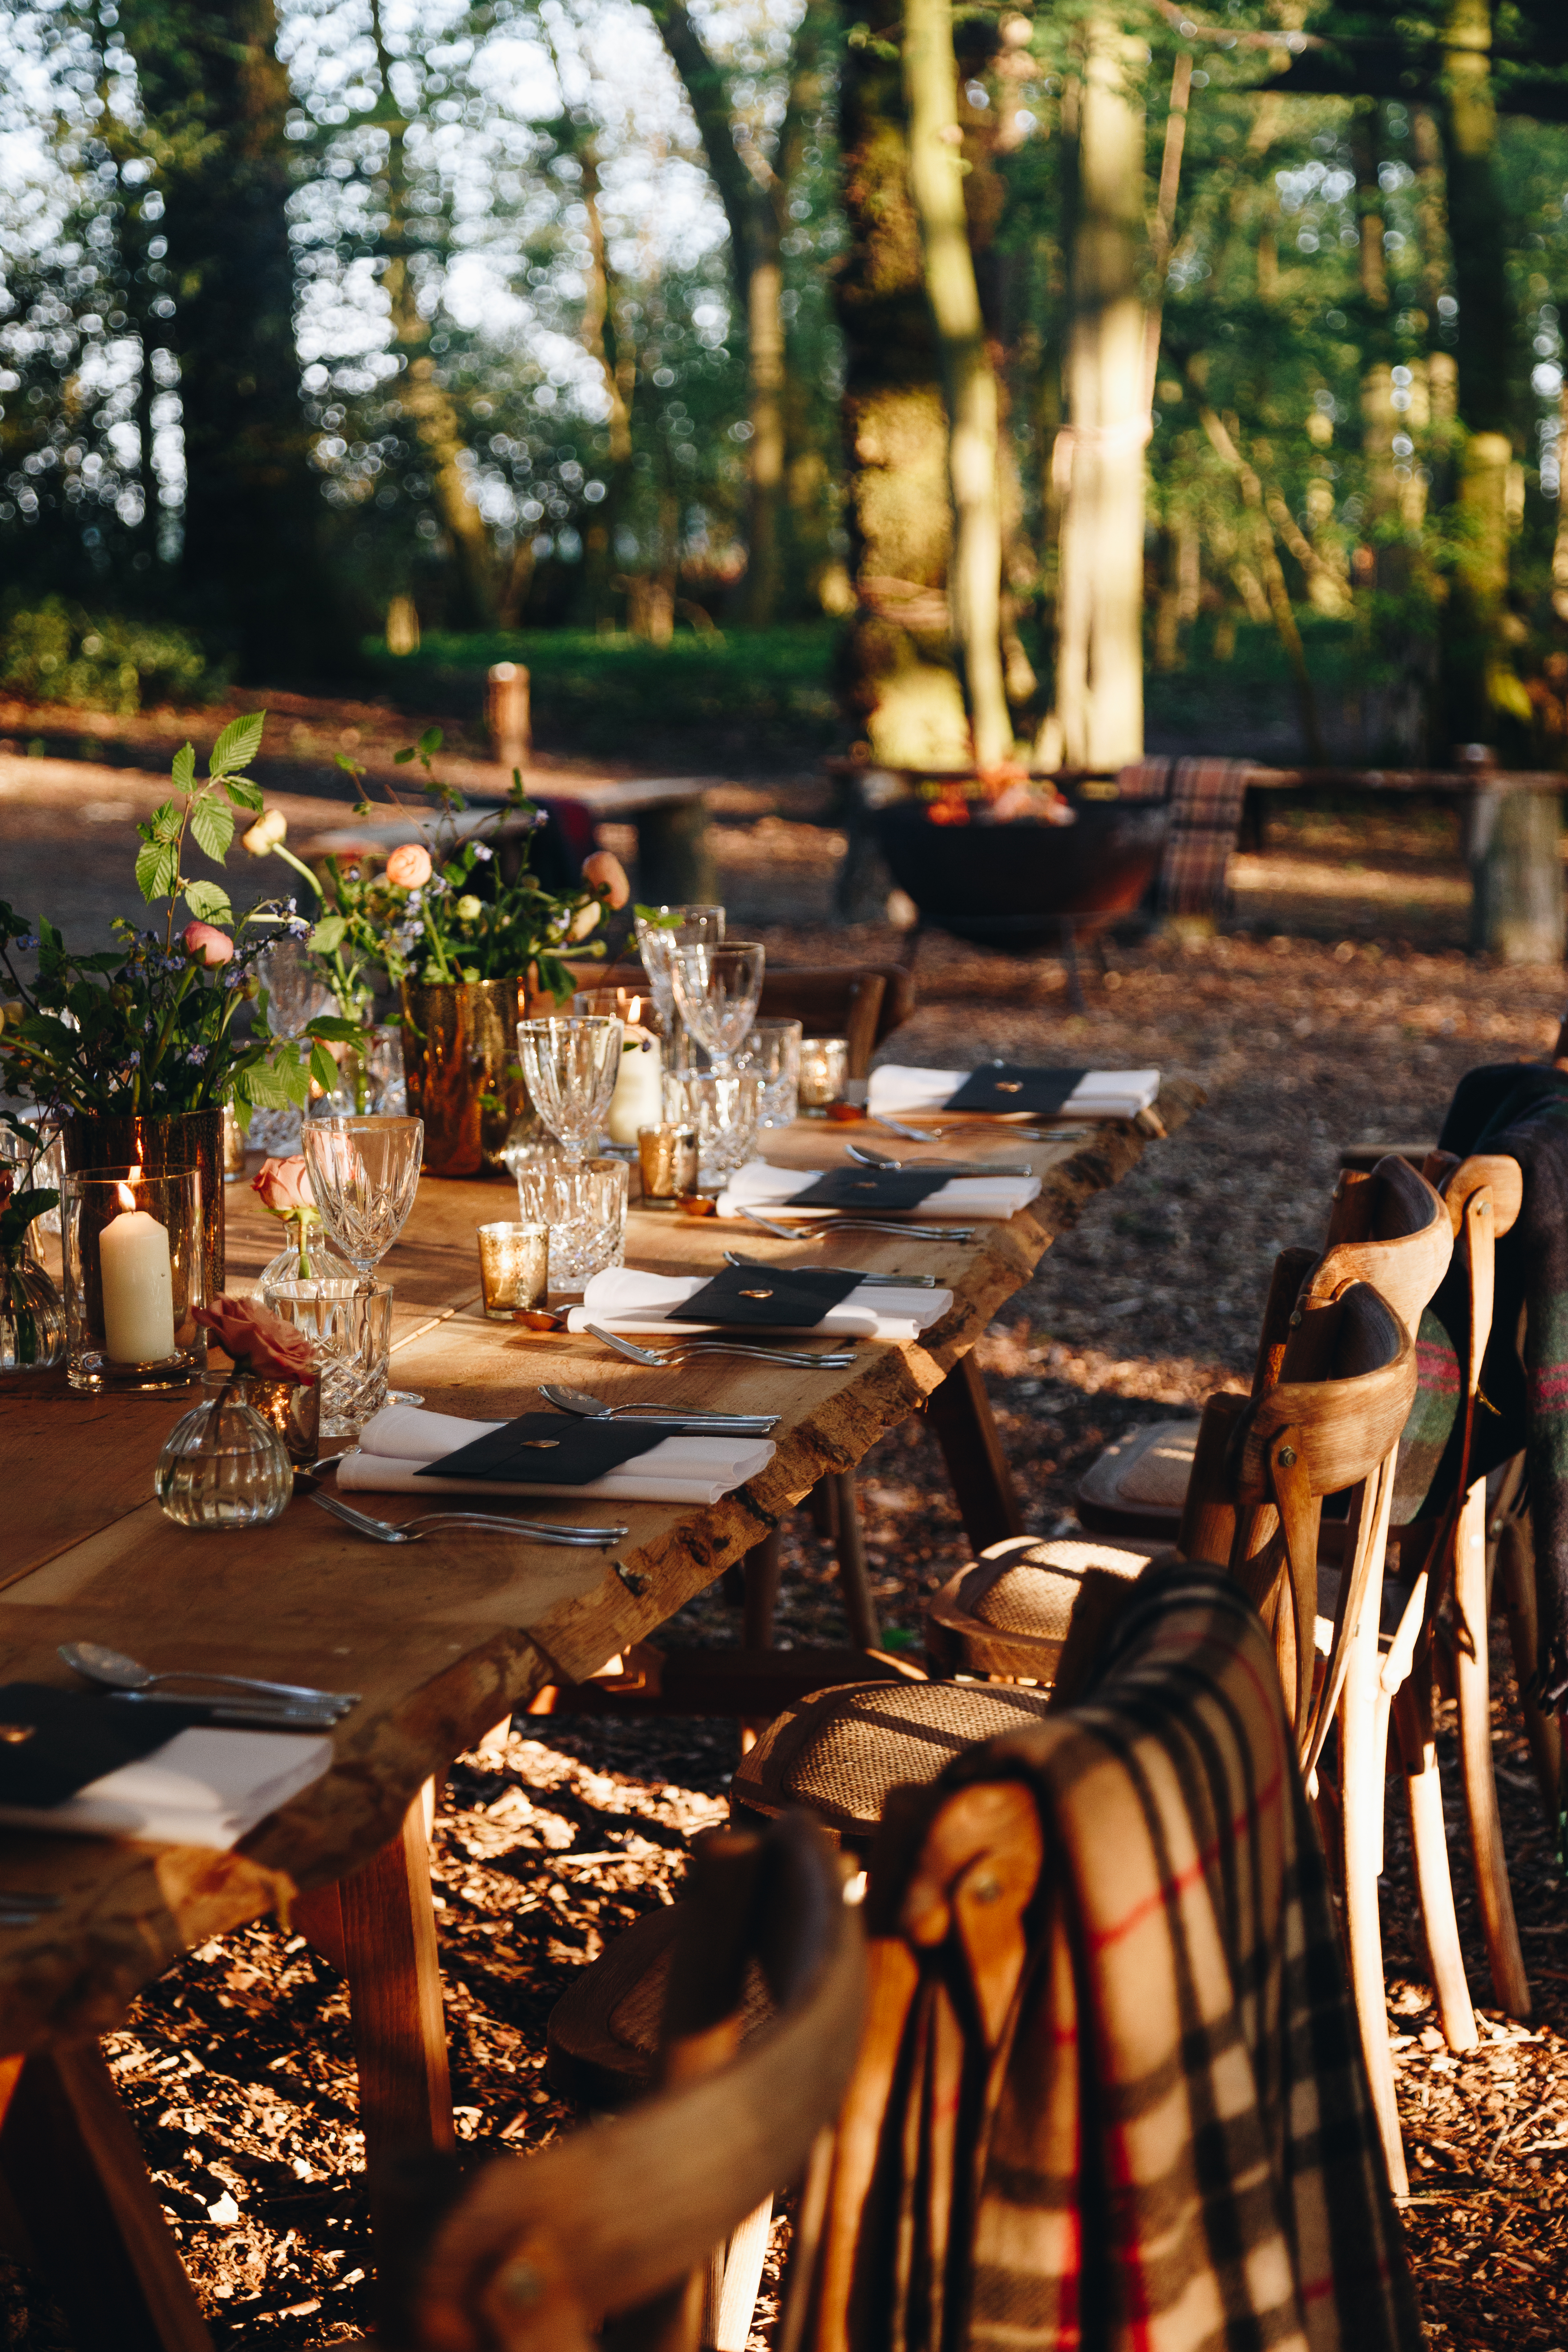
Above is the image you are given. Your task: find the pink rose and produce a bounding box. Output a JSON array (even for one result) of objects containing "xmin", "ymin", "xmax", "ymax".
[
  {"xmin": 183, "ymin": 920, "xmax": 235, "ymax": 966},
  {"xmin": 194, "ymin": 1295, "xmax": 318, "ymax": 1383},
  {"xmin": 385, "ymin": 842, "xmax": 433, "ymax": 890},
  {"xmin": 582, "ymin": 849, "xmax": 630, "ymax": 908},
  {"xmin": 252, "ymin": 1155, "xmax": 314, "ymax": 1218}
]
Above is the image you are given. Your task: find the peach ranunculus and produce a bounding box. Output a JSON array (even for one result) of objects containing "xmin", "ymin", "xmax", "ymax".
[
  {"xmin": 582, "ymin": 848, "xmax": 630, "ymax": 908},
  {"xmin": 385, "ymin": 842, "xmax": 433, "ymax": 890},
  {"xmin": 252, "ymin": 1155, "xmax": 315, "ymax": 1219},
  {"xmin": 194, "ymin": 1295, "xmax": 319, "ymax": 1383},
  {"xmin": 242, "ymin": 808, "xmax": 288, "ymax": 855},
  {"xmin": 183, "ymin": 919, "xmax": 235, "ymax": 966}
]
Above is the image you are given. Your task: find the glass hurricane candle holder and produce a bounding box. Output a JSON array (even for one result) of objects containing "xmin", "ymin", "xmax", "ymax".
[
  {"xmin": 798, "ymin": 1037, "xmax": 850, "ymax": 1113},
  {"xmin": 62, "ymin": 1165, "xmax": 206, "ymax": 1393},
  {"xmin": 156, "ymin": 1371, "xmax": 293, "ymax": 1529},
  {"xmin": 476, "ymin": 1222, "xmax": 549, "ymax": 1319}
]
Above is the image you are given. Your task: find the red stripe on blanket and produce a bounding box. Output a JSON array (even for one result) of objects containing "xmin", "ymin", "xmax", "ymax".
[{"xmin": 1529, "ymin": 1366, "xmax": 1568, "ymax": 1410}]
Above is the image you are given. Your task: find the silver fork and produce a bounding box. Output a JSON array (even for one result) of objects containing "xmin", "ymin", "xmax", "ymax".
[
  {"xmin": 311, "ymin": 1492, "xmax": 628, "ymax": 1548},
  {"xmin": 586, "ymin": 1323, "xmax": 857, "ymax": 1371},
  {"xmin": 739, "ymin": 1205, "xmax": 976, "ymax": 1245},
  {"xmin": 845, "ymin": 1143, "xmax": 1034, "ymax": 1177},
  {"xmin": 871, "ymin": 1113, "xmax": 1079, "ymax": 1144},
  {"xmin": 722, "ymin": 1250, "xmax": 937, "ymax": 1290}
]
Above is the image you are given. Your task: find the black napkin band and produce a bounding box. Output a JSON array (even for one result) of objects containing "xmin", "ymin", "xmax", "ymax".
[
  {"xmin": 417, "ymin": 1412, "xmax": 667, "ymax": 1486},
  {"xmin": 0, "ymin": 1684, "xmax": 215, "ymax": 1807},
  {"xmin": 788, "ymin": 1169, "xmax": 945, "ymax": 1210},
  {"xmin": 676, "ymin": 1265, "xmax": 862, "ymax": 1328},
  {"xmin": 944, "ymin": 1064, "xmax": 1090, "ymax": 1115}
]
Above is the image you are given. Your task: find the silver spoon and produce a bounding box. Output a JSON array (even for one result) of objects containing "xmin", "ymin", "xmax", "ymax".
[
  {"xmin": 871, "ymin": 1113, "xmax": 1079, "ymax": 1145},
  {"xmin": 722, "ymin": 1250, "xmax": 936, "ymax": 1291},
  {"xmin": 844, "ymin": 1143, "xmax": 1034, "ymax": 1177},
  {"xmin": 59, "ymin": 1641, "xmax": 360, "ymax": 1713},
  {"xmin": 311, "ymin": 1493, "xmax": 628, "ymax": 1548},
  {"xmin": 539, "ymin": 1382, "xmax": 778, "ymax": 1433},
  {"xmin": 739, "ymin": 1205, "xmax": 976, "ymax": 1244}
]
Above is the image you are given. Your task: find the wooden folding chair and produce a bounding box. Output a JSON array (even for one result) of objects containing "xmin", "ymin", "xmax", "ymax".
[{"xmin": 379, "ymin": 1810, "xmax": 864, "ymax": 2352}]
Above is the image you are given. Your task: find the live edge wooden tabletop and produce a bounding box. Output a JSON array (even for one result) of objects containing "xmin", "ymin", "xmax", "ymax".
[{"xmin": 0, "ymin": 1087, "xmax": 1193, "ymax": 2053}]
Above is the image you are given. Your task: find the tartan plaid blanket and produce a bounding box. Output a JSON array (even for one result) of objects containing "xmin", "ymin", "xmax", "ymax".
[
  {"xmin": 1392, "ymin": 1060, "xmax": 1568, "ymax": 1700},
  {"xmin": 1117, "ymin": 759, "xmax": 1253, "ymax": 920},
  {"xmin": 850, "ymin": 1566, "xmax": 1418, "ymax": 2352}
]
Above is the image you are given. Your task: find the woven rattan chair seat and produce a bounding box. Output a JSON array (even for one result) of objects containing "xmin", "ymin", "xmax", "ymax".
[{"xmin": 732, "ymin": 1679, "xmax": 1051, "ymax": 1842}]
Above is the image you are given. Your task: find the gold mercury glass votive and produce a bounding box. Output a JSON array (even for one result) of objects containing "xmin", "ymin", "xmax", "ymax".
[
  {"xmin": 638, "ymin": 1122, "xmax": 699, "ymax": 1201},
  {"xmin": 798, "ymin": 1036, "xmax": 850, "ymax": 1112},
  {"xmin": 476, "ymin": 1222, "xmax": 550, "ymax": 1320}
]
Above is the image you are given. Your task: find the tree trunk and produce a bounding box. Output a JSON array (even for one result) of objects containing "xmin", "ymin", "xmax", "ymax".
[
  {"xmin": 1438, "ymin": 0, "xmax": 1518, "ymax": 753},
  {"xmin": 902, "ymin": 0, "xmax": 1010, "ymax": 772},
  {"xmin": 578, "ymin": 144, "xmax": 637, "ymax": 628},
  {"xmin": 744, "ymin": 229, "xmax": 787, "ymax": 627},
  {"xmin": 834, "ymin": 0, "xmax": 968, "ymax": 767},
  {"xmin": 119, "ymin": 0, "xmax": 335, "ymax": 669},
  {"xmin": 1043, "ymin": 17, "xmax": 1148, "ymax": 771}
]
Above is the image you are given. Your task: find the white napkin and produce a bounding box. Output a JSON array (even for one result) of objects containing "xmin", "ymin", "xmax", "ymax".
[
  {"xmin": 564, "ymin": 1265, "xmax": 952, "ymax": 1345},
  {"xmin": 341, "ymin": 1403, "xmax": 775, "ymax": 1506},
  {"xmin": 716, "ymin": 1159, "xmax": 1040, "ymax": 1222},
  {"xmin": 867, "ymin": 1064, "xmax": 1161, "ymax": 1119},
  {"xmin": 0, "ymin": 1729, "xmax": 332, "ymax": 1852}
]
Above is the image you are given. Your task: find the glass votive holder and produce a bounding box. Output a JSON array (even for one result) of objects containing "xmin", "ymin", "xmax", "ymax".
[
  {"xmin": 263, "ymin": 1278, "xmax": 393, "ymax": 1441},
  {"xmin": 514, "ymin": 1153, "xmax": 629, "ymax": 1292},
  {"xmin": 798, "ymin": 1036, "xmax": 850, "ymax": 1113},
  {"xmin": 477, "ymin": 1222, "xmax": 549, "ymax": 1319},
  {"xmin": 155, "ymin": 1371, "xmax": 294, "ymax": 1529},
  {"xmin": 61, "ymin": 1164, "xmax": 207, "ymax": 1393},
  {"xmin": 663, "ymin": 1070, "xmax": 762, "ymax": 1185},
  {"xmin": 637, "ymin": 1122, "xmax": 700, "ymax": 1202},
  {"xmin": 736, "ymin": 1018, "xmax": 803, "ymax": 1127}
]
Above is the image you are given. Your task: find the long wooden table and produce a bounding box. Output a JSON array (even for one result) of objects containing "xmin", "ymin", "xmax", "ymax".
[{"xmin": 0, "ymin": 1091, "xmax": 1191, "ymax": 2346}]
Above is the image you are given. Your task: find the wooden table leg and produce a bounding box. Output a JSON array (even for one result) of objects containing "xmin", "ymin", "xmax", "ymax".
[
  {"xmin": 925, "ymin": 1354, "xmax": 1025, "ymax": 1554},
  {"xmin": 338, "ymin": 1786, "xmax": 454, "ymax": 2178},
  {"xmin": 742, "ymin": 1529, "xmax": 783, "ymax": 1649},
  {"xmin": 0, "ymin": 2044, "xmax": 213, "ymax": 2352},
  {"xmin": 828, "ymin": 1471, "xmax": 882, "ymax": 1649}
]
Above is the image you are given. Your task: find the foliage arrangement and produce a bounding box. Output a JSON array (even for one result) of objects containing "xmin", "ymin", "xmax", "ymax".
[
  {"xmin": 280, "ymin": 727, "xmax": 630, "ymax": 1005},
  {"xmin": 0, "ymin": 715, "xmax": 358, "ymax": 1121}
]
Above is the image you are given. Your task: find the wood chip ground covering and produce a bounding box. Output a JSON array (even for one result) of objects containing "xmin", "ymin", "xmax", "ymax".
[{"xmin": 1, "ymin": 786, "xmax": 1566, "ymax": 2348}]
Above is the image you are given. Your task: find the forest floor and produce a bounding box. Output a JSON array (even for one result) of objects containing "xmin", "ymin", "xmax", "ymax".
[{"xmin": 1, "ymin": 746, "xmax": 1567, "ymax": 2348}]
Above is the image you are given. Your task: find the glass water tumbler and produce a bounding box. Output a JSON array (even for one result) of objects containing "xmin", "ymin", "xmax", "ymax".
[{"xmin": 156, "ymin": 1373, "xmax": 294, "ymax": 1530}]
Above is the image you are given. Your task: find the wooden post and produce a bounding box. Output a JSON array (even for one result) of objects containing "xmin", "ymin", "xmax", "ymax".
[
  {"xmin": 487, "ymin": 661, "xmax": 531, "ymax": 776},
  {"xmin": 1467, "ymin": 776, "xmax": 1565, "ymax": 963},
  {"xmin": 636, "ymin": 796, "xmax": 715, "ymax": 905}
]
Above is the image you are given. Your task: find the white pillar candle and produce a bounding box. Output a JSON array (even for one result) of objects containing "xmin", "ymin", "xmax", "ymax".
[
  {"xmin": 101, "ymin": 1183, "xmax": 177, "ymax": 1363},
  {"xmin": 606, "ymin": 1029, "xmax": 664, "ymax": 1147}
]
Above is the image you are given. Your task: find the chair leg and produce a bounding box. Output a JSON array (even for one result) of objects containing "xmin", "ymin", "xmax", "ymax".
[
  {"xmin": 1453, "ymin": 1480, "xmax": 1531, "ymax": 2017},
  {"xmin": 1393, "ymin": 1681, "xmax": 1478, "ymax": 2053},
  {"xmin": 1338, "ymin": 1589, "xmax": 1408, "ymax": 2198},
  {"xmin": 1496, "ymin": 1510, "xmax": 1563, "ymax": 1831},
  {"xmin": 0, "ymin": 2045, "xmax": 213, "ymax": 2352},
  {"xmin": 707, "ymin": 2194, "xmax": 774, "ymax": 2352},
  {"xmin": 926, "ymin": 1355, "xmax": 1025, "ymax": 1554},
  {"xmin": 828, "ymin": 1470, "xmax": 881, "ymax": 1649}
]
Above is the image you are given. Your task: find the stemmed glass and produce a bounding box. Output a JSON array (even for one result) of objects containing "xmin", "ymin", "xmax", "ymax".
[
  {"xmin": 634, "ymin": 904, "xmax": 724, "ymax": 1071},
  {"xmin": 515, "ymin": 1018, "xmax": 623, "ymax": 1162},
  {"xmin": 255, "ymin": 935, "xmax": 334, "ymax": 1150},
  {"xmin": 300, "ymin": 1115, "xmax": 425, "ymax": 1406},
  {"xmin": 671, "ymin": 941, "xmax": 765, "ymax": 1077}
]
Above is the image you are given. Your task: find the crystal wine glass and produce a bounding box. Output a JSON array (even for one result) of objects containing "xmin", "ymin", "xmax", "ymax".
[
  {"xmin": 515, "ymin": 1018, "xmax": 623, "ymax": 1163},
  {"xmin": 300, "ymin": 1115, "xmax": 424, "ymax": 1406},
  {"xmin": 634, "ymin": 904, "xmax": 724, "ymax": 1069},
  {"xmin": 671, "ymin": 941, "xmax": 765, "ymax": 1077}
]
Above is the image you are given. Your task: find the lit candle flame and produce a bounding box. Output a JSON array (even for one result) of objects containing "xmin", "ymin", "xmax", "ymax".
[
  {"xmin": 627, "ymin": 994, "xmax": 641, "ymax": 1026},
  {"xmin": 115, "ymin": 1164, "xmax": 142, "ymax": 1213}
]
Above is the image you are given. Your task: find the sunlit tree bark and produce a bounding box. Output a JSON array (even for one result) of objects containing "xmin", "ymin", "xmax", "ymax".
[
  {"xmin": 902, "ymin": 0, "xmax": 1010, "ymax": 770},
  {"xmin": 1043, "ymin": 16, "xmax": 1147, "ymax": 771}
]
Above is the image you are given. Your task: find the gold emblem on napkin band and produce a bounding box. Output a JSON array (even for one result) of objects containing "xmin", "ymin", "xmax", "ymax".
[
  {"xmin": 0, "ymin": 1724, "xmax": 35, "ymax": 1744},
  {"xmin": 739, "ymin": 1288, "xmax": 774, "ymax": 1299},
  {"xmin": 995, "ymin": 1081, "xmax": 1023, "ymax": 1094},
  {"xmin": 519, "ymin": 1439, "xmax": 561, "ymax": 1450}
]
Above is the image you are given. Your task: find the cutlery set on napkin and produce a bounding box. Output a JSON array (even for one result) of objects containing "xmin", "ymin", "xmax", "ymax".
[
  {"xmin": 339, "ymin": 1402, "xmax": 778, "ymax": 1506},
  {"xmin": 867, "ymin": 1062, "xmax": 1160, "ymax": 1121},
  {"xmin": 563, "ymin": 1264, "xmax": 953, "ymax": 1344}
]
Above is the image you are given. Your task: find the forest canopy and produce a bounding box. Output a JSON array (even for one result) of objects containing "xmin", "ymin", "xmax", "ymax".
[{"xmin": 2, "ymin": 0, "xmax": 1568, "ymax": 772}]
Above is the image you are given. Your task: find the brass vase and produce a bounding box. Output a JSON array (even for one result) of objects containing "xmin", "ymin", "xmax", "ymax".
[
  {"xmin": 400, "ymin": 978, "xmax": 540, "ymax": 1178},
  {"xmin": 61, "ymin": 1105, "xmax": 225, "ymax": 1300}
]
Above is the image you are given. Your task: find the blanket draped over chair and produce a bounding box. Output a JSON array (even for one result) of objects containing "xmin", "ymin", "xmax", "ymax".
[
  {"xmin": 1116, "ymin": 757, "xmax": 1253, "ymax": 922},
  {"xmin": 1392, "ymin": 1061, "xmax": 1568, "ymax": 1698},
  {"xmin": 845, "ymin": 1566, "xmax": 1420, "ymax": 2352}
]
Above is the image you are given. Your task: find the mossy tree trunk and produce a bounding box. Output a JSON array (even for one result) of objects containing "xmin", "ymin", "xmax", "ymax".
[
  {"xmin": 119, "ymin": 0, "xmax": 335, "ymax": 668},
  {"xmin": 1043, "ymin": 16, "xmax": 1148, "ymax": 771},
  {"xmin": 834, "ymin": 0, "xmax": 969, "ymax": 768},
  {"xmin": 902, "ymin": 0, "xmax": 1010, "ymax": 772}
]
